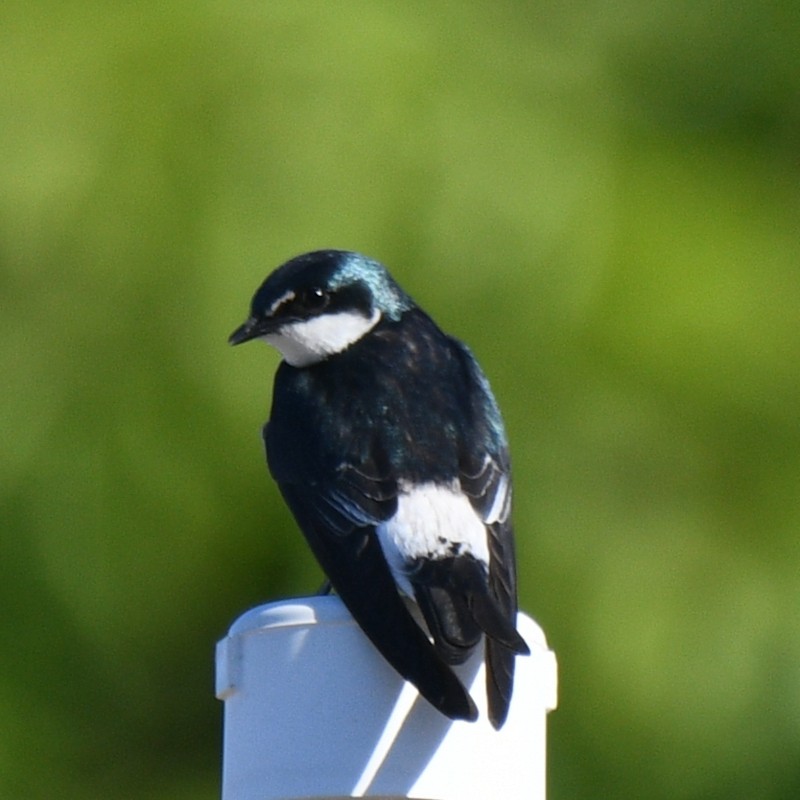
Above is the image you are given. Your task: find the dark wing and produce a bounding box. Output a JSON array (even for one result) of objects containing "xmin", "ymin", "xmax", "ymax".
[
  {"xmin": 462, "ymin": 450, "xmax": 529, "ymax": 729},
  {"xmin": 269, "ymin": 452, "xmax": 478, "ymax": 723},
  {"xmin": 452, "ymin": 342, "xmax": 530, "ymax": 729}
]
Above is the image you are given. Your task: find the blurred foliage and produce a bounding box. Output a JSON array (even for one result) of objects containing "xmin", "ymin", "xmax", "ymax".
[{"xmin": 2, "ymin": 1, "xmax": 799, "ymax": 798}]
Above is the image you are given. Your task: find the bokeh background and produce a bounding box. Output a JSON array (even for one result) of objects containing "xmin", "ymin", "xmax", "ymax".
[{"xmin": 3, "ymin": 2, "xmax": 799, "ymax": 798}]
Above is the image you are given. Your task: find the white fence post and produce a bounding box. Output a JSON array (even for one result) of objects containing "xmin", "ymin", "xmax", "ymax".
[{"xmin": 216, "ymin": 596, "xmax": 557, "ymax": 799}]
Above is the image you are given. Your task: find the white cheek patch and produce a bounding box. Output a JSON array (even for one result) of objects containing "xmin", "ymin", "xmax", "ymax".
[
  {"xmin": 377, "ymin": 481, "xmax": 489, "ymax": 596},
  {"xmin": 262, "ymin": 308, "xmax": 381, "ymax": 367}
]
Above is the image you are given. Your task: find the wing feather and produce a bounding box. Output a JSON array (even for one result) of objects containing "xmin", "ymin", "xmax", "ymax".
[{"xmin": 278, "ymin": 482, "xmax": 478, "ymax": 722}]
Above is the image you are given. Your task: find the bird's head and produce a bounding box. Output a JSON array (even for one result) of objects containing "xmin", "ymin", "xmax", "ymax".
[{"xmin": 229, "ymin": 250, "xmax": 413, "ymax": 367}]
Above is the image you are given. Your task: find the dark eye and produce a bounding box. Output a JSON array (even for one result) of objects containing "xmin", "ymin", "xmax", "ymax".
[{"xmin": 300, "ymin": 287, "xmax": 330, "ymax": 313}]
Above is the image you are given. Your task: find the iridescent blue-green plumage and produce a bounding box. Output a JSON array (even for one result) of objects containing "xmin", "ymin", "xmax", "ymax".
[{"xmin": 230, "ymin": 250, "xmax": 528, "ymax": 728}]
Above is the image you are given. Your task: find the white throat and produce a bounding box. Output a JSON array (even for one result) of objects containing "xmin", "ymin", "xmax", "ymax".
[{"xmin": 262, "ymin": 308, "xmax": 381, "ymax": 367}]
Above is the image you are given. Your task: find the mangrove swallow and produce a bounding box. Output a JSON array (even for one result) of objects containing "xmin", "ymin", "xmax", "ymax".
[{"xmin": 229, "ymin": 249, "xmax": 529, "ymax": 728}]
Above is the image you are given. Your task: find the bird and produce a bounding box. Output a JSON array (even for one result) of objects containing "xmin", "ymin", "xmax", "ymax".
[{"xmin": 229, "ymin": 249, "xmax": 529, "ymax": 728}]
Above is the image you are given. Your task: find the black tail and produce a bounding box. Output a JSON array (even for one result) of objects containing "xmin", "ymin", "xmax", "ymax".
[{"xmin": 411, "ymin": 554, "xmax": 529, "ymax": 728}]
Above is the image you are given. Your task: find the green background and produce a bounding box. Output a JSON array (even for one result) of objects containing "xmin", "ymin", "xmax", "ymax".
[{"xmin": 3, "ymin": 2, "xmax": 799, "ymax": 797}]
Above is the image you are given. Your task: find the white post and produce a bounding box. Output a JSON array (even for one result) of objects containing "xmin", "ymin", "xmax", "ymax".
[{"xmin": 216, "ymin": 596, "xmax": 557, "ymax": 799}]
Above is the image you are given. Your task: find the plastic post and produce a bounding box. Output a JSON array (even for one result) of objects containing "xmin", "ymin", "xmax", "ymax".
[{"xmin": 216, "ymin": 596, "xmax": 557, "ymax": 799}]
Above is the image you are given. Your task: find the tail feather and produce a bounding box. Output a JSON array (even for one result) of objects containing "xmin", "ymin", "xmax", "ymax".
[
  {"xmin": 411, "ymin": 554, "xmax": 529, "ymax": 728},
  {"xmin": 486, "ymin": 637, "xmax": 516, "ymax": 729}
]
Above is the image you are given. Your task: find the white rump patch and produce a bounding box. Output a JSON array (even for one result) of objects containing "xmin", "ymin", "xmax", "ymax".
[
  {"xmin": 262, "ymin": 308, "xmax": 381, "ymax": 367},
  {"xmin": 377, "ymin": 481, "xmax": 489, "ymax": 596}
]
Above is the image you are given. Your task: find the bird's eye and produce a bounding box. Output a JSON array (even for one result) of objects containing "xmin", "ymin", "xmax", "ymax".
[{"xmin": 300, "ymin": 287, "xmax": 330, "ymax": 313}]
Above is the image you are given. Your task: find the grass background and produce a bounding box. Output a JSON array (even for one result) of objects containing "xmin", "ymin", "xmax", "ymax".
[{"xmin": 2, "ymin": 2, "xmax": 799, "ymax": 797}]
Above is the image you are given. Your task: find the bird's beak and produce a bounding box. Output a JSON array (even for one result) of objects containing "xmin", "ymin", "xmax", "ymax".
[{"xmin": 229, "ymin": 317, "xmax": 264, "ymax": 346}]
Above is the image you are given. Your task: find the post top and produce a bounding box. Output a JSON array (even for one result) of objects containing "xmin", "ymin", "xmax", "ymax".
[{"xmin": 225, "ymin": 594, "xmax": 552, "ymax": 654}]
